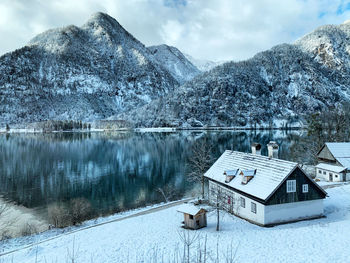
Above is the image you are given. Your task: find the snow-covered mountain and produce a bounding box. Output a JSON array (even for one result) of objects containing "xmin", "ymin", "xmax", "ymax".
[
  {"xmin": 183, "ymin": 53, "xmax": 224, "ymax": 72},
  {"xmin": 148, "ymin": 45, "xmax": 200, "ymax": 84},
  {"xmin": 0, "ymin": 12, "xmax": 198, "ymax": 124},
  {"xmin": 2, "ymin": 14, "xmax": 350, "ymax": 128},
  {"xmin": 117, "ymin": 21, "xmax": 350, "ymax": 127}
]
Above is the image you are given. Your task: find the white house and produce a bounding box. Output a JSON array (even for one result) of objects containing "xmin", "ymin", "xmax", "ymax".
[
  {"xmin": 204, "ymin": 142, "xmax": 327, "ymax": 226},
  {"xmin": 316, "ymin": 142, "xmax": 350, "ymax": 182}
]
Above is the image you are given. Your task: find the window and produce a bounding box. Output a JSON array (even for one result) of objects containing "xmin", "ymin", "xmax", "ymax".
[
  {"xmin": 323, "ymin": 171, "xmax": 326, "ymax": 175},
  {"xmin": 189, "ymin": 215, "xmax": 193, "ymax": 220},
  {"xmin": 318, "ymin": 170, "xmax": 322, "ymax": 174},
  {"xmin": 302, "ymin": 184, "xmax": 308, "ymax": 193},
  {"xmin": 240, "ymin": 197, "xmax": 245, "ymax": 208},
  {"xmin": 251, "ymin": 202, "xmax": 257, "ymax": 214},
  {"xmin": 335, "ymin": 174, "xmax": 338, "ymax": 178},
  {"xmin": 286, "ymin": 180, "xmax": 296, "ymax": 193}
]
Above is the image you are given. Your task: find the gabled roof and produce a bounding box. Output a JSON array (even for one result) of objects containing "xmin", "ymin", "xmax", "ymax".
[
  {"xmin": 325, "ymin": 143, "xmax": 350, "ymax": 158},
  {"xmin": 319, "ymin": 143, "xmax": 350, "ymax": 169},
  {"xmin": 204, "ymin": 150, "xmax": 298, "ymax": 201},
  {"xmin": 315, "ymin": 163, "xmax": 346, "ymax": 173},
  {"xmin": 177, "ymin": 204, "xmax": 207, "ymax": 216}
]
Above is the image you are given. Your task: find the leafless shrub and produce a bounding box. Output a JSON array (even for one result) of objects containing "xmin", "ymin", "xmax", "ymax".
[
  {"xmin": 20, "ymin": 222, "xmax": 38, "ymax": 236},
  {"xmin": 47, "ymin": 203, "xmax": 71, "ymax": 228},
  {"xmin": 48, "ymin": 198, "xmax": 92, "ymax": 228},
  {"xmin": 69, "ymin": 198, "xmax": 92, "ymax": 225},
  {"xmin": 0, "ymin": 202, "xmax": 16, "ymax": 240}
]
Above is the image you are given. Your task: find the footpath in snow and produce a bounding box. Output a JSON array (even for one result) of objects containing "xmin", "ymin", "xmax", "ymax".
[{"xmin": 1, "ymin": 185, "xmax": 350, "ymax": 263}]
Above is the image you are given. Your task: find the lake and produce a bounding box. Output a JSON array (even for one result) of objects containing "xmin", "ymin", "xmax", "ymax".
[{"xmin": 0, "ymin": 130, "xmax": 302, "ymax": 219}]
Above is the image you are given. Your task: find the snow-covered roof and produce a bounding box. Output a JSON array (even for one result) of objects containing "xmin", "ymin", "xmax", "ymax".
[
  {"xmin": 176, "ymin": 204, "xmax": 206, "ymax": 216},
  {"xmin": 204, "ymin": 150, "xmax": 298, "ymax": 201},
  {"xmin": 325, "ymin": 143, "xmax": 350, "ymax": 169},
  {"xmin": 337, "ymin": 158, "xmax": 350, "ymax": 169},
  {"xmin": 315, "ymin": 163, "xmax": 346, "ymax": 173},
  {"xmin": 326, "ymin": 143, "xmax": 350, "ymax": 158}
]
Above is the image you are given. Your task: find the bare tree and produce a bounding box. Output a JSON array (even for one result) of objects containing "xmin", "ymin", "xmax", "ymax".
[
  {"xmin": 157, "ymin": 184, "xmax": 178, "ymax": 203},
  {"xmin": 66, "ymin": 237, "xmax": 80, "ymax": 263},
  {"xmin": 223, "ymin": 240, "xmax": 239, "ymax": 263},
  {"xmin": 214, "ymin": 187, "xmax": 224, "ymax": 232},
  {"xmin": 208, "ymin": 183, "xmax": 241, "ymax": 232},
  {"xmin": 187, "ymin": 140, "xmax": 213, "ymax": 199},
  {"xmin": 178, "ymin": 230, "xmax": 199, "ymax": 263}
]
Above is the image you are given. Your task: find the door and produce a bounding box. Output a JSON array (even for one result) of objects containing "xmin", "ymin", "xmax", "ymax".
[{"xmin": 329, "ymin": 173, "xmax": 333, "ymax": 181}]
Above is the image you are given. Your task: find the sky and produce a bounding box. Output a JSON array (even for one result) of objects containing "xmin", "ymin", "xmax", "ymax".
[{"xmin": 0, "ymin": 0, "xmax": 350, "ymax": 61}]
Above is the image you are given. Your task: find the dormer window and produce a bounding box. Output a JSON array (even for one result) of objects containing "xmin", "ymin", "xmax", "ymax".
[
  {"xmin": 224, "ymin": 169, "xmax": 238, "ymax": 183},
  {"xmin": 240, "ymin": 169, "xmax": 257, "ymax": 184}
]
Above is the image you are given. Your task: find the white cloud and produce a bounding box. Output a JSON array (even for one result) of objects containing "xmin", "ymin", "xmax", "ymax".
[{"xmin": 0, "ymin": 0, "xmax": 350, "ymax": 61}]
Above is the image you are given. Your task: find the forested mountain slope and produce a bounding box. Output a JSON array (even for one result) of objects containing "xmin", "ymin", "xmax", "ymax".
[{"xmin": 117, "ymin": 21, "xmax": 350, "ymax": 127}]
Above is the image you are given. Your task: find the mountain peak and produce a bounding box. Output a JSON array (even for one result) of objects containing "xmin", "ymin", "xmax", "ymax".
[
  {"xmin": 81, "ymin": 11, "xmax": 143, "ymax": 48},
  {"xmin": 83, "ymin": 12, "xmax": 123, "ymax": 31},
  {"xmin": 87, "ymin": 12, "xmax": 115, "ymax": 24}
]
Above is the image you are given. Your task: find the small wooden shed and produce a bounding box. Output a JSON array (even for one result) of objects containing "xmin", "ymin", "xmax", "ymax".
[{"xmin": 177, "ymin": 204, "xmax": 207, "ymax": 230}]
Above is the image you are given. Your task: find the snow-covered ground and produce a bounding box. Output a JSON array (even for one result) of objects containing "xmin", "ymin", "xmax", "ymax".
[{"xmin": 1, "ymin": 185, "xmax": 350, "ymax": 263}]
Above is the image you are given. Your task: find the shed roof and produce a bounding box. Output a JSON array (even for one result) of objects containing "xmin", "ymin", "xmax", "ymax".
[
  {"xmin": 204, "ymin": 150, "xmax": 298, "ymax": 201},
  {"xmin": 324, "ymin": 143, "xmax": 350, "ymax": 169},
  {"xmin": 177, "ymin": 204, "xmax": 206, "ymax": 216},
  {"xmin": 315, "ymin": 163, "xmax": 346, "ymax": 173}
]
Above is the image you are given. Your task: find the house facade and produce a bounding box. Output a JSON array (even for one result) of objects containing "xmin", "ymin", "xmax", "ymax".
[
  {"xmin": 205, "ymin": 144, "xmax": 327, "ymax": 226},
  {"xmin": 316, "ymin": 143, "xmax": 350, "ymax": 182}
]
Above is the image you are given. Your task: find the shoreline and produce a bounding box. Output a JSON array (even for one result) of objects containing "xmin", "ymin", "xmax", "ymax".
[
  {"xmin": 0, "ymin": 198, "xmax": 48, "ymax": 240},
  {"xmin": 0, "ymin": 197, "xmax": 193, "ymax": 256},
  {"xmin": 0, "ymin": 126, "xmax": 304, "ymax": 134}
]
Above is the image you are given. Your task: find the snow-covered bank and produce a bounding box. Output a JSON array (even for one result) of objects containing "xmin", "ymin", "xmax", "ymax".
[
  {"xmin": 0, "ymin": 199, "xmax": 191, "ymax": 257},
  {"xmin": 2, "ymin": 185, "xmax": 350, "ymax": 262},
  {"xmin": 0, "ymin": 198, "xmax": 48, "ymax": 240}
]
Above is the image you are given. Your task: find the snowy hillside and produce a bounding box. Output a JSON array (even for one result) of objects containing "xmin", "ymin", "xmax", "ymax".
[
  {"xmin": 0, "ymin": 12, "xmax": 198, "ymax": 125},
  {"xmin": 148, "ymin": 44, "xmax": 200, "ymax": 84},
  {"xmin": 2, "ymin": 184, "xmax": 350, "ymax": 262},
  {"xmin": 118, "ymin": 22, "xmax": 350, "ymax": 128}
]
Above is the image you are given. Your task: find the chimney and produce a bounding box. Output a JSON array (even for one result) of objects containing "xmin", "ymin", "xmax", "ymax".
[
  {"xmin": 251, "ymin": 143, "xmax": 262, "ymax": 155},
  {"xmin": 267, "ymin": 141, "xmax": 279, "ymax": 158}
]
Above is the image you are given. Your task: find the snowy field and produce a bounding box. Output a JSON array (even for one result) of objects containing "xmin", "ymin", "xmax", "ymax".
[{"xmin": 1, "ymin": 185, "xmax": 350, "ymax": 263}]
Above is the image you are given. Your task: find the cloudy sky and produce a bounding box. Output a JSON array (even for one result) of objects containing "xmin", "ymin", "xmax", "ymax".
[{"xmin": 0, "ymin": 0, "xmax": 350, "ymax": 61}]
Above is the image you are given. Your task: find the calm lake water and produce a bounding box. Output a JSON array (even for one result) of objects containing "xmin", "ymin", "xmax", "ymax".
[{"xmin": 0, "ymin": 130, "xmax": 302, "ymax": 218}]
